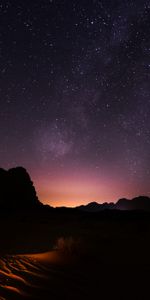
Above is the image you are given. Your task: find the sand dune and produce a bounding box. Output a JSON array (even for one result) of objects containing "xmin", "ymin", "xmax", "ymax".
[
  {"xmin": 0, "ymin": 251, "xmax": 89, "ymax": 300},
  {"xmin": 1, "ymin": 222, "xmax": 150, "ymax": 300},
  {"xmin": 0, "ymin": 251, "xmax": 58, "ymax": 299},
  {"xmin": 1, "ymin": 250, "xmax": 149, "ymax": 300}
]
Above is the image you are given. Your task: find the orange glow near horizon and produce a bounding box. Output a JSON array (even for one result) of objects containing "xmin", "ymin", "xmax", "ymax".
[{"xmin": 33, "ymin": 168, "xmax": 143, "ymax": 207}]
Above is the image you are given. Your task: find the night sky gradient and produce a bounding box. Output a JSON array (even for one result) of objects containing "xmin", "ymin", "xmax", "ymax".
[{"xmin": 1, "ymin": 0, "xmax": 150, "ymax": 206}]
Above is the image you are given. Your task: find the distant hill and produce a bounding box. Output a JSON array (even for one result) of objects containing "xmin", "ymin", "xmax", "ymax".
[
  {"xmin": 1, "ymin": 166, "xmax": 149, "ymax": 213},
  {"xmin": 116, "ymin": 196, "xmax": 150, "ymax": 211},
  {"xmin": 76, "ymin": 196, "xmax": 150, "ymax": 212},
  {"xmin": 0, "ymin": 167, "xmax": 42, "ymax": 209},
  {"xmin": 77, "ymin": 201, "xmax": 115, "ymax": 212}
]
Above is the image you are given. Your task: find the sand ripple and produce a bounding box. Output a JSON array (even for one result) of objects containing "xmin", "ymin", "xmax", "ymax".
[{"xmin": 0, "ymin": 251, "xmax": 88, "ymax": 300}]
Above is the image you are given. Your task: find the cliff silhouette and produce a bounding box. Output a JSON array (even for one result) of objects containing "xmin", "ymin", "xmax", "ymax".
[
  {"xmin": 0, "ymin": 167, "xmax": 41, "ymax": 209},
  {"xmin": 1, "ymin": 166, "xmax": 150, "ymax": 213},
  {"xmin": 77, "ymin": 196, "xmax": 150, "ymax": 212}
]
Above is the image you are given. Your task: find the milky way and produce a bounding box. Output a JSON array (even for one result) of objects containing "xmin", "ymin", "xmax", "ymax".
[{"xmin": 0, "ymin": 1, "xmax": 150, "ymax": 206}]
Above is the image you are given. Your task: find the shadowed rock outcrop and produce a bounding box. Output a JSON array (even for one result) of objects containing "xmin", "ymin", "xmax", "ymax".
[
  {"xmin": 116, "ymin": 196, "xmax": 150, "ymax": 211},
  {"xmin": 77, "ymin": 196, "xmax": 150, "ymax": 212},
  {"xmin": 0, "ymin": 167, "xmax": 41, "ymax": 209}
]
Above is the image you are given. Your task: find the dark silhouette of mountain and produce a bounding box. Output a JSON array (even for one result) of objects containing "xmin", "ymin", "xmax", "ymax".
[
  {"xmin": 115, "ymin": 198, "xmax": 130, "ymax": 210},
  {"xmin": 77, "ymin": 201, "xmax": 115, "ymax": 212},
  {"xmin": 77, "ymin": 196, "xmax": 150, "ymax": 212},
  {"xmin": 116, "ymin": 196, "xmax": 150, "ymax": 211},
  {"xmin": 1, "ymin": 166, "xmax": 150, "ymax": 213},
  {"xmin": 0, "ymin": 166, "xmax": 42, "ymax": 209}
]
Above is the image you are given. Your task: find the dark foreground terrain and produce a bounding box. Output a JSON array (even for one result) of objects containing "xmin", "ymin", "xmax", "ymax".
[{"xmin": 0, "ymin": 208, "xmax": 150, "ymax": 299}]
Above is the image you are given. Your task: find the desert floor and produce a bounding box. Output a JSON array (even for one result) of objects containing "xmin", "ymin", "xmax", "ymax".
[{"xmin": 0, "ymin": 209, "xmax": 150, "ymax": 299}]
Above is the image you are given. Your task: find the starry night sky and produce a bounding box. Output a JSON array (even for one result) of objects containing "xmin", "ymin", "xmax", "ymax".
[{"xmin": 1, "ymin": 0, "xmax": 150, "ymax": 206}]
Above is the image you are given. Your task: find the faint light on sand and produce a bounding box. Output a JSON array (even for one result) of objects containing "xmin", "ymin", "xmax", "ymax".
[
  {"xmin": 1, "ymin": 285, "xmax": 27, "ymax": 297},
  {"xmin": 20, "ymin": 250, "xmax": 64, "ymax": 264},
  {"xmin": 0, "ymin": 270, "xmax": 26, "ymax": 283}
]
